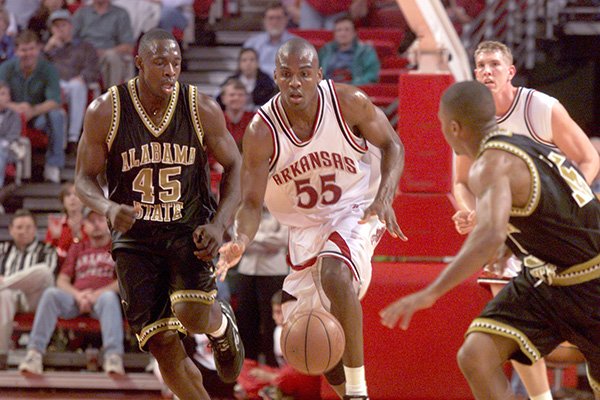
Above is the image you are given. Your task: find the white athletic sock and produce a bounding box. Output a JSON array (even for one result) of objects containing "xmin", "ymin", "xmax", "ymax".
[
  {"xmin": 344, "ymin": 365, "xmax": 367, "ymax": 396},
  {"xmin": 207, "ymin": 314, "xmax": 228, "ymax": 338},
  {"xmin": 530, "ymin": 390, "xmax": 553, "ymax": 400}
]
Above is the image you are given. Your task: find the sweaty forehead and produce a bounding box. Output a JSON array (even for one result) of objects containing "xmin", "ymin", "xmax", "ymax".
[
  {"xmin": 278, "ymin": 48, "xmax": 316, "ymax": 69},
  {"xmin": 144, "ymin": 39, "xmax": 180, "ymax": 57}
]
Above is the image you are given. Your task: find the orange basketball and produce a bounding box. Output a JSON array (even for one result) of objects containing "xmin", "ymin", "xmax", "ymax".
[{"xmin": 280, "ymin": 309, "xmax": 345, "ymax": 375}]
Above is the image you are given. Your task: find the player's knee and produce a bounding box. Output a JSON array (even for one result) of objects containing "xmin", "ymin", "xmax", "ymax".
[
  {"xmin": 148, "ymin": 330, "xmax": 181, "ymax": 360},
  {"xmin": 457, "ymin": 339, "xmax": 481, "ymax": 377},
  {"xmin": 172, "ymin": 301, "xmax": 211, "ymax": 333}
]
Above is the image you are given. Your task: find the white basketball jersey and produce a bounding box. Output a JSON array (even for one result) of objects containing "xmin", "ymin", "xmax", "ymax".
[
  {"xmin": 496, "ymin": 87, "xmax": 558, "ymax": 147},
  {"xmin": 258, "ymin": 80, "xmax": 381, "ymax": 228}
]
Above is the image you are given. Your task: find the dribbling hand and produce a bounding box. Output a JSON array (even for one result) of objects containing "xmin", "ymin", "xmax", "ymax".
[
  {"xmin": 215, "ymin": 236, "xmax": 248, "ymax": 281},
  {"xmin": 379, "ymin": 290, "xmax": 437, "ymax": 330},
  {"xmin": 360, "ymin": 201, "xmax": 407, "ymax": 241},
  {"xmin": 106, "ymin": 203, "xmax": 139, "ymax": 233}
]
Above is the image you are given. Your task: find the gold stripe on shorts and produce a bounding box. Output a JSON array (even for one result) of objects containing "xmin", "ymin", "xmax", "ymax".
[
  {"xmin": 466, "ymin": 318, "xmax": 541, "ymax": 364},
  {"xmin": 170, "ymin": 289, "xmax": 217, "ymax": 306},
  {"xmin": 137, "ymin": 317, "xmax": 187, "ymax": 350}
]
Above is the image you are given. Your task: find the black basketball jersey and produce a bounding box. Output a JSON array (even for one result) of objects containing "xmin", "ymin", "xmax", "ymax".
[
  {"xmin": 105, "ymin": 79, "xmax": 216, "ymax": 237},
  {"xmin": 480, "ymin": 131, "xmax": 600, "ymax": 273}
]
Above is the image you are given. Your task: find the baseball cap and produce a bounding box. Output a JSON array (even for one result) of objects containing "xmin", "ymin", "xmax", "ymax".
[{"xmin": 48, "ymin": 9, "xmax": 72, "ymax": 26}]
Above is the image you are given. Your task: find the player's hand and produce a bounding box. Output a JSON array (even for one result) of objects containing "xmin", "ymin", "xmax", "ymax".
[
  {"xmin": 106, "ymin": 203, "xmax": 139, "ymax": 233},
  {"xmin": 215, "ymin": 236, "xmax": 248, "ymax": 281},
  {"xmin": 360, "ymin": 200, "xmax": 407, "ymax": 241},
  {"xmin": 193, "ymin": 223, "xmax": 225, "ymax": 261},
  {"xmin": 379, "ymin": 289, "xmax": 437, "ymax": 330},
  {"xmin": 452, "ymin": 210, "xmax": 476, "ymax": 235}
]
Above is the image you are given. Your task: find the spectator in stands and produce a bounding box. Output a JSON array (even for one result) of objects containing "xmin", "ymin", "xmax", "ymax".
[
  {"xmin": 27, "ymin": 0, "xmax": 67, "ymax": 43},
  {"xmin": 0, "ymin": 81, "xmax": 21, "ymax": 189},
  {"xmin": 112, "ymin": 0, "xmax": 161, "ymax": 42},
  {"xmin": 243, "ymin": 2, "xmax": 297, "ymax": 79},
  {"xmin": 72, "ymin": 0, "xmax": 135, "ymax": 88},
  {"xmin": 220, "ymin": 48, "xmax": 277, "ymax": 111},
  {"xmin": 19, "ymin": 207, "xmax": 125, "ymax": 376},
  {"xmin": 442, "ymin": 0, "xmax": 484, "ymax": 36},
  {"xmin": 4, "ymin": 0, "xmax": 41, "ymax": 32},
  {"xmin": 44, "ymin": 9, "xmax": 100, "ymax": 154},
  {"xmin": 235, "ymin": 207, "xmax": 289, "ymax": 369},
  {"xmin": 45, "ymin": 181, "xmax": 86, "ymax": 267},
  {"xmin": 0, "ymin": 0, "xmax": 17, "ymax": 37},
  {"xmin": 0, "ymin": 8, "xmax": 15, "ymax": 63},
  {"xmin": 221, "ymin": 79, "xmax": 254, "ymax": 148},
  {"xmin": 0, "ymin": 209, "xmax": 57, "ymax": 370},
  {"xmin": 0, "ymin": 30, "xmax": 66, "ymax": 183},
  {"xmin": 318, "ymin": 16, "xmax": 380, "ymax": 85},
  {"xmin": 299, "ymin": 0, "xmax": 349, "ymax": 29},
  {"xmin": 157, "ymin": 0, "xmax": 193, "ymax": 37},
  {"xmin": 282, "ymin": 0, "xmax": 300, "ymax": 27}
]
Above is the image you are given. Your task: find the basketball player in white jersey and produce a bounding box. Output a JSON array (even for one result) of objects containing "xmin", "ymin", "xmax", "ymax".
[
  {"xmin": 216, "ymin": 38, "xmax": 406, "ymax": 400},
  {"xmin": 452, "ymin": 40, "xmax": 600, "ymax": 400}
]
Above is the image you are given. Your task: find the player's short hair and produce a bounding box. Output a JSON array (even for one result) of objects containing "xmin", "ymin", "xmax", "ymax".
[
  {"xmin": 276, "ymin": 38, "xmax": 319, "ymax": 68},
  {"xmin": 138, "ymin": 28, "xmax": 177, "ymax": 55},
  {"xmin": 441, "ymin": 81, "xmax": 496, "ymax": 133},
  {"xmin": 474, "ymin": 40, "xmax": 513, "ymax": 65}
]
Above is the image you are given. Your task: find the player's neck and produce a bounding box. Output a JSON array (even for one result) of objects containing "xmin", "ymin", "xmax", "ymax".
[
  {"xmin": 493, "ymin": 85, "xmax": 517, "ymax": 117},
  {"xmin": 136, "ymin": 79, "xmax": 169, "ymax": 118}
]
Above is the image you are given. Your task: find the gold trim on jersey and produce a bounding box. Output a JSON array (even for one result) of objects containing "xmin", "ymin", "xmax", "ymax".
[
  {"xmin": 136, "ymin": 317, "xmax": 187, "ymax": 350},
  {"xmin": 127, "ymin": 78, "xmax": 179, "ymax": 137},
  {"xmin": 524, "ymin": 253, "xmax": 600, "ymax": 286},
  {"xmin": 480, "ymin": 140, "xmax": 540, "ymax": 217},
  {"xmin": 188, "ymin": 85, "xmax": 205, "ymax": 148},
  {"xmin": 105, "ymin": 86, "xmax": 121, "ymax": 151},
  {"xmin": 467, "ymin": 318, "xmax": 541, "ymax": 364},
  {"xmin": 170, "ymin": 289, "xmax": 217, "ymax": 306}
]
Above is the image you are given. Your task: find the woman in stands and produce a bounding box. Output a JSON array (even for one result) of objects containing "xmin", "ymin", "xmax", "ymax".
[
  {"xmin": 217, "ymin": 47, "xmax": 277, "ymax": 111},
  {"xmin": 45, "ymin": 181, "xmax": 87, "ymax": 266}
]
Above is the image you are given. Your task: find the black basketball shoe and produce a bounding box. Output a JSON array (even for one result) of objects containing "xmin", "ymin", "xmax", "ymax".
[{"xmin": 207, "ymin": 300, "xmax": 244, "ymax": 383}]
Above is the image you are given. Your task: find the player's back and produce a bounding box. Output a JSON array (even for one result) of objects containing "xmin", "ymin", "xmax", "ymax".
[
  {"xmin": 481, "ymin": 131, "xmax": 600, "ymax": 271},
  {"xmin": 259, "ymin": 80, "xmax": 381, "ymax": 228}
]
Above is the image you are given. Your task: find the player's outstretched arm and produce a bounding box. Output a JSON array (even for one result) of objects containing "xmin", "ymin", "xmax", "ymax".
[
  {"xmin": 215, "ymin": 114, "xmax": 274, "ymax": 280},
  {"xmin": 336, "ymin": 84, "xmax": 407, "ymax": 239},
  {"xmin": 75, "ymin": 93, "xmax": 137, "ymax": 233},
  {"xmin": 380, "ymin": 150, "xmax": 513, "ymax": 329}
]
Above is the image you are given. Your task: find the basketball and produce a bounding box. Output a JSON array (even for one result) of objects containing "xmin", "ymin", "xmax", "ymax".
[{"xmin": 280, "ymin": 309, "xmax": 345, "ymax": 375}]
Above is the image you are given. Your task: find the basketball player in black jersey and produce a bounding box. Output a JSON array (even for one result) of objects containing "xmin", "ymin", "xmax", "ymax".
[
  {"xmin": 74, "ymin": 29, "xmax": 244, "ymax": 400},
  {"xmin": 381, "ymin": 81, "xmax": 600, "ymax": 400}
]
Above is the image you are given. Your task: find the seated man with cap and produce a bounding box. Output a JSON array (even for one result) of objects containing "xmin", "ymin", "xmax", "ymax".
[{"xmin": 18, "ymin": 207, "xmax": 125, "ymax": 376}]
